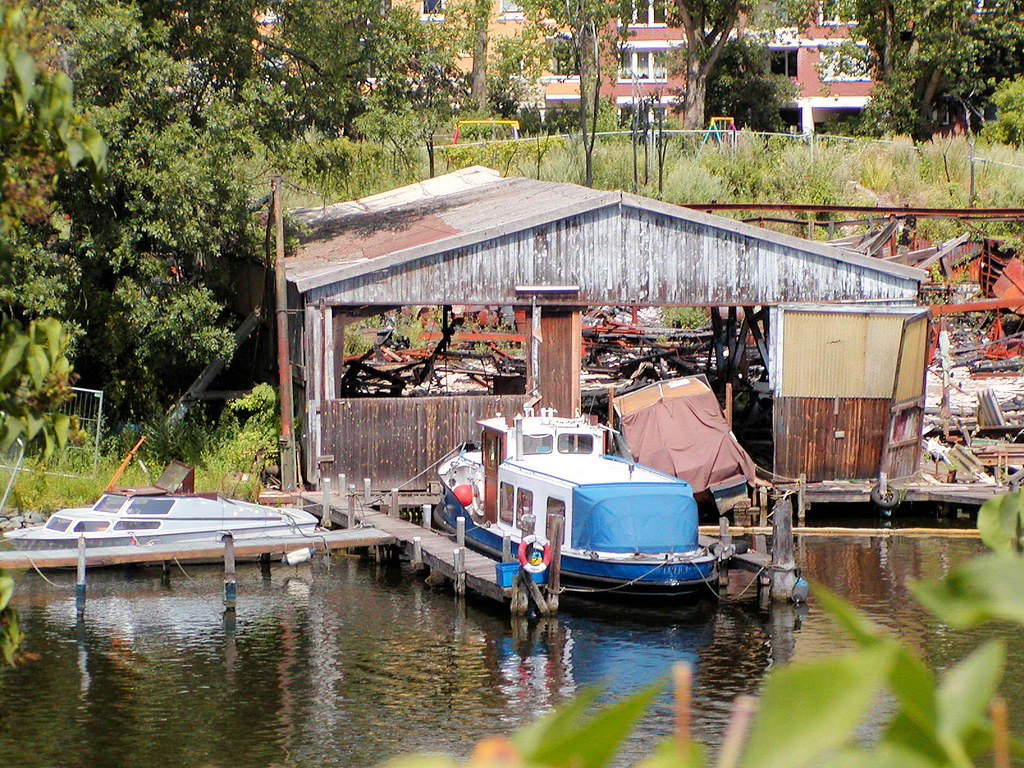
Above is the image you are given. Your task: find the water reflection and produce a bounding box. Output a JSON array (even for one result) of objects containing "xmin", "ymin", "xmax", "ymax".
[{"xmin": 0, "ymin": 535, "xmax": 1017, "ymax": 768}]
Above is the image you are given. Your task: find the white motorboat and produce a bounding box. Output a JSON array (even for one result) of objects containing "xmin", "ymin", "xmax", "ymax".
[
  {"xmin": 437, "ymin": 408, "xmax": 718, "ymax": 598},
  {"xmin": 4, "ymin": 462, "xmax": 320, "ymax": 550}
]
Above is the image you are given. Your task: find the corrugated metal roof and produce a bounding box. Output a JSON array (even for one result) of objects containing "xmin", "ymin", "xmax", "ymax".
[{"xmin": 286, "ymin": 169, "xmax": 926, "ymax": 303}]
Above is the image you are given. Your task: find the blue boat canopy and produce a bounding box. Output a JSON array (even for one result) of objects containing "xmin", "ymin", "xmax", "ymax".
[{"xmin": 570, "ymin": 482, "xmax": 698, "ymax": 554}]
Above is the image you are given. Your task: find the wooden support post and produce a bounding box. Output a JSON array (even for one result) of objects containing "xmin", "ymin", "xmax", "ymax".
[
  {"xmin": 456, "ymin": 516, "xmax": 466, "ymax": 548},
  {"xmin": 363, "ymin": 478, "xmax": 372, "ymax": 505},
  {"xmin": 511, "ymin": 571, "xmax": 528, "ymax": 615},
  {"xmin": 454, "ymin": 547, "xmax": 466, "ymax": 596},
  {"xmin": 770, "ymin": 496, "xmax": 797, "ymax": 601},
  {"xmin": 390, "ymin": 488, "xmax": 399, "ymax": 518},
  {"xmin": 338, "ymin": 473, "xmax": 346, "ymax": 499},
  {"xmin": 797, "ymin": 473, "xmax": 807, "ymax": 526},
  {"xmin": 725, "ymin": 381, "xmax": 733, "ymax": 429},
  {"xmin": 718, "ymin": 516, "xmax": 732, "ymax": 588},
  {"xmin": 522, "ymin": 569, "xmax": 552, "ymax": 615},
  {"xmin": 412, "ymin": 536, "xmax": 423, "ymax": 572},
  {"xmin": 347, "ymin": 492, "xmax": 356, "ymax": 527},
  {"xmin": 607, "ymin": 385, "xmax": 615, "ymax": 427},
  {"xmin": 547, "ymin": 515, "xmax": 562, "ymax": 613},
  {"xmin": 502, "ymin": 534, "xmax": 512, "ymax": 563},
  {"xmin": 421, "ymin": 503, "xmax": 432, "ymax": 530},
  {"xmin": 758, "ymin": 486, "xmax": 768, "ymax": 527},
  {"xmin": 222, "ymin": 532, "xmax": 237, "ymax": 610},
  {"xmin": 75, "ymin": 535, "xmax": 86, "ymax": 617},
  {"xmin": 321, "ymin": 478, "xmax": 332, "ymax": 530},
  {"xmin": 259, "ymin": 552, "xmax": 271, "ymax": 576}
]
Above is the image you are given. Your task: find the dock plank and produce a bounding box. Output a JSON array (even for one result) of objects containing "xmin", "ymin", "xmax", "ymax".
[{"xmin": 0, "ymin": 529, "xmax": 394, "ymax": 570}]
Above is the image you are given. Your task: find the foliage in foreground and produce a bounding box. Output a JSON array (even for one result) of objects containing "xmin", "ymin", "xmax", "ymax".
[{"xmin": 382, "ymin": 492, "xmax": 1024, "ymax": 768}]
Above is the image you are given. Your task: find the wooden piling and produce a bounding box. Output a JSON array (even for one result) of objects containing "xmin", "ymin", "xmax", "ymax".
[
  {"xmin": 456, "ymin": 516, "xmax": 466, "ymax": 548},
  {"xmin": 501, "ymin": 534, "xmax": 512, "ymax": 563},
  {"xmin": 718, "ymin": 516, "xmax": 732, "ymax": 588},
  {"xmin": 454, "ymin": 547, "xmax": 466, "ymax": 596},
  {"xmin": 412, "ymin": 536, "xmax": 423, "ymax": 572},
  {"xmin": 222, "ymin": 532, "xmax": 236, "ymax": 609},
  {"xmin": 363, "ymin": 478, "xmax": 372, "ymax": 505},
  {"xmin": 546, "ymin": 516, "xmax": 562, "ymax": 613},
  {"xmin": 347, "ymin": 492, "xmax": 356, "ymax": 527},
  {"xmin": 770, "ymin": 496, "xmax": 797, "ymax": 601},
  {"xmin": 390, "ymin": 488, "xmax": 399, "ymax": 518},
  {"xmin": 259, "ymin": 552, "xmax": 271, "ymax": 576},
  {"xmin": 797, "ymin": 473, "xmax": 807, "ymax": 525},
  {"xmin": 321, "ymin": 478, "xmax": 332, "ymax": 530},
  {"xmin": 421, "ymin": 503, "xmax": 431, "ymax": 530},
  {"xmin": 338, "ymin": 473, "xmax": 346, "ymax": 499},
  {"xmin": 75, "ymin": 535, "xmax": 86, "ymax": 616}
]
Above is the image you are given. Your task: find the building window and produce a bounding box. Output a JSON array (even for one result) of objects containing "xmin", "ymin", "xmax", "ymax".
[
  {"xmin": 818, "ymin": 45, "xmax": 870, "ymax": 82},
  {"xmin": 620, "ymin": 49, "xmax": 669, "ymax": 81},
  {"xmin": 549, "ymin": 37, "xmax": 573, "ymax": 76},
  {"xmin": 545, "ymin": 497, "xmax": 566, "ymax": 545},
  {"xmin": 422, "ymin": 0, "xmax": 443, "ymax": 14},
  {"xmin": 770, "ymin": 49, "xmax": 798, "ymax": 77},
  {"xmin": 628, "ymin": 0, "xmax": 667, "ymax": 25},
  {"xmin": 500, "ymin": 0, "xmax": 522, "ymax": 13},
  {"xmin": 818, "ymin": 0, "xmax": 856, "ymax": 24},
  {"xmin": 516, "ymin": 488, "xmax": 534, "ymax": 521}
]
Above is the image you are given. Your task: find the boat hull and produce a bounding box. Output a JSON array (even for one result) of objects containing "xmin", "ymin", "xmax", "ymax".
[
  {"xmin": 5, "ymin": 522, "xmax": 321, "ymax": 551},
  {"xmin": 436, "ymin": 487, "xmax": 717, "ymax": 598}
]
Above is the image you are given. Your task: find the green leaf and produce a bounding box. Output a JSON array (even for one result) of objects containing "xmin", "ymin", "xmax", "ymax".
[
  {"xmin": 378, "ymin": 756, "xmax": 460, "ymax": 768},
  {"xmin": 815, "ymin": 585, "xmax": 886, "ymax": 646},
  {"xmin": 824, "ymin": 743, "xmax": 944, "ymax": 768},
  {"xmin": 635, "ymin": 736, "xmax": 704, "ymax": 768},
  {"xmin": 0, "ymin": 573, "xmax": 13, "ymax": 612},
  {"xmin": 0, "ymin": 328, "xmax": 28, "ymax": 384},
  {"xmin": 10, "ymin": 47, "xmax": 37, "ymax": 115},
  {"xmin": 912, "ymin": 555, "xmax": 1024, "ymax": 628},
  {"xmin": 936, "ymin": 640, "xmax": 1004, "ymax": 748},
  {"xmin": 81, "ymin": 124, "xmax": 108, "ymax": 171},
  {"xmin": 513, "ymin": 684, "xmax": 604, "ymax": 758},
  {"xmin": 740, "ymin": 644, "xmax": 896, "ymax": 768},
  {"xmin": 65, "ymin": 137, "xmax": 86, "ymax": 168},
  {"xmin": 976, "ymin": 491, "xmax": 1024, "ymax": 553},
  {"xmin": 517, "ymin": 681, "xmax": 663, "ymax": 768},
  {"xmin": 887, "ymin": 646, "xmax": 937, "ymax": 733}
]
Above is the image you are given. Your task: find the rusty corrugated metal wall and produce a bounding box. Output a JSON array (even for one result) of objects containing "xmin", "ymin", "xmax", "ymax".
[
  {"xmin": 772, "ymin": 307, "xmax": 928, "ymax": 482},
  {"xmin": 319, "ymin": 395, "xmax": 528, "ymax": 490}
]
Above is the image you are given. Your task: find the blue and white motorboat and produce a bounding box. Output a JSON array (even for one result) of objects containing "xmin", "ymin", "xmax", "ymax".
[{"xmin": 436, "ymin": 409, "xmax": 718, "ymax": 598}]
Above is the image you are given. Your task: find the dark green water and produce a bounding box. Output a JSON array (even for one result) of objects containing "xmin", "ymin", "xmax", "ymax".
[{"xmin": 1, "ymin": 534, "xmax": 1021, "ymax": 768}]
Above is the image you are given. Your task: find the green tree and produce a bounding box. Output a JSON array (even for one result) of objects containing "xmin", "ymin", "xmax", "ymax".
[
  {"xmin": 704, "ymin": 37, "xmax": 796, "ymax": 131},
  {"xmin": 520, "ymin": 0, "xmax": 624, "ymax": 186},
  {"xmin": 669, "ymin": 0, "xmax": 752, "ymax": 129},
  {"xmin": 854, "ymin": 0, "xmax": 1024, "ymax": 138},
  {"xmin": 981, "ymin": 76, "xmax": 1024, "ymax": 147}
]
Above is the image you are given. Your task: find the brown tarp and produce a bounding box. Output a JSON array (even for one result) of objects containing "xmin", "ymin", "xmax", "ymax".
[{"xmin": 617, "ymin": 385, "xmax": 756, "ymax": 494}]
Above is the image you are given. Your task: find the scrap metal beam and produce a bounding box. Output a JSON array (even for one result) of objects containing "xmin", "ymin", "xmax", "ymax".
[{"xmin": 686, "ymin": 203, "xmax": 1024, "ymax": 219}]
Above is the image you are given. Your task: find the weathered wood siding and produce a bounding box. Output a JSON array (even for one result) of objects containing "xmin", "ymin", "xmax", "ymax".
[
  {"xmin": 319, "ymin": 395, "xmax": 528, "ymax": 490},
  {"xmin": 774, "ymin": 397, "xmax": 891, "ymax": 481},
  {"xmin": 303, "ymin": 202, "xmax": 920, "ymax": 308}
]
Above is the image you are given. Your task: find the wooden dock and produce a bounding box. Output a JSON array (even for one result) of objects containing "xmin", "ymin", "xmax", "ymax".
[
  {"xmin": 774, "ymin": 479, "xmax": 1003, "ymax": 507},
  {"xmin": 0, "ymin": 528, "xmax": 393, "ymax": 571}
]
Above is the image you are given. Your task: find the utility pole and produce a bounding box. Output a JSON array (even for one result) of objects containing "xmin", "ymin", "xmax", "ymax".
[{"xmin": 272, "ymin": 177, "xmax": 297, "ymax": 491}]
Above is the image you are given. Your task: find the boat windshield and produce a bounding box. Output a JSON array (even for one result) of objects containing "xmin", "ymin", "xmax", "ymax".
[
  {"xmin": 94, "ymin": 495, "xmax": 128, "ymax": 513},
  {"xmin": 557, "ymin": 433, "xmax": 594, "ymax": 454},
  {"xmin": 522, "ymin": 434, "xmax": 552, "ymax": 455},
  {"xmin": 126, "ymin": 497, "xmax": 175, "ymax": 515},
  {"xmin": 74, "ymin": 520, "xmax": 110, "ymax": 533},
  {"xmin": 45, "ymin": 517, "xmax": 72, "ymax": 531}
]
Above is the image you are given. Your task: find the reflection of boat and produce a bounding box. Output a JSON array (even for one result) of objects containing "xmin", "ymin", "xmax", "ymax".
[
  {"xmin": 5, "ymin": 461, "xmax": 320, "ymax": 550},
  {"xmin": 437, "ymin": 409, "xmax": 718, "ymax": 598}
]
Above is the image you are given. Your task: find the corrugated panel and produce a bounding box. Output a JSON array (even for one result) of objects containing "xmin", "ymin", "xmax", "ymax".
[
  {"xmin": 779, "ymin": 311, "xmax": 906, "ymax": 398},
  {"xmin": 774, "ymin": 397, "xmax": 891, "ymax": 481},
  {"xmin": 894, "ymin": 315, "xmax": 928, "ymax": 402},
  {"xmin": 318, "ymin": 395, "xmax": 528, "ymax": 490}
]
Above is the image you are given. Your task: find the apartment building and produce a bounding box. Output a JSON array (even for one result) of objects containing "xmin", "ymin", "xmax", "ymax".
[{"xmin": 416, "ymin": 0, "xmax": 873, "ymax": 133}]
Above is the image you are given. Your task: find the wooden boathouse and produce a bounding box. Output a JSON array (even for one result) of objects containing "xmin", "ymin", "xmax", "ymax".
[{"xmin": 283, "ymin": 167, "xmax": 926, "ymax": 495}]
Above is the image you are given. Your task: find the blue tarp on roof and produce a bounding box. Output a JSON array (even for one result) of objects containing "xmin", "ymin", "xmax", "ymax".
[{"xmin": 570, "ymin": 482, "xmax": 698, "ymax": 554}]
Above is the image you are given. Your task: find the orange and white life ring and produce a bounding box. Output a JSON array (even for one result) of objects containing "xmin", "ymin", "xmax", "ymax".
[{"xmin": 517, "ymin": 534, "xmax": 551, "ymax": 574}]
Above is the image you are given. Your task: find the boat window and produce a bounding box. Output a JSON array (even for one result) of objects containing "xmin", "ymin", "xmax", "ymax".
[
  {"xmin": 545, "ymin": 498, "xmax": 566, "ymax": 544},
  {"xmin": 113, "ymin": 520, "xmax": 162, "ymax": 530},
  {"xmin": 127, "ymin": 497, "xmax": 175, "ymax": 515},
  {"xmin": 522, "ymin": 434, "xmax": 552, "ymax": 455},
  {"xmin": 517, "ymin": 488, "xmax": 534, "ymax": 518},
  {"xmin": 74, "ymin": 520, "xmax": 110, "ymax": 533},
  {"xmin": 499, "ymin": 482, "xmax": 515, "ymax": 524},
  {"xmin": 45, "ymin": 517, "xmax": 72, "ymax": 532},
  {"xmin": 94, "ymin": 495, "xmax": 127, "ymax": 513},
  {"xmin": 557, "ymin": 433, "xmax": 594, "ymax": 454}
]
